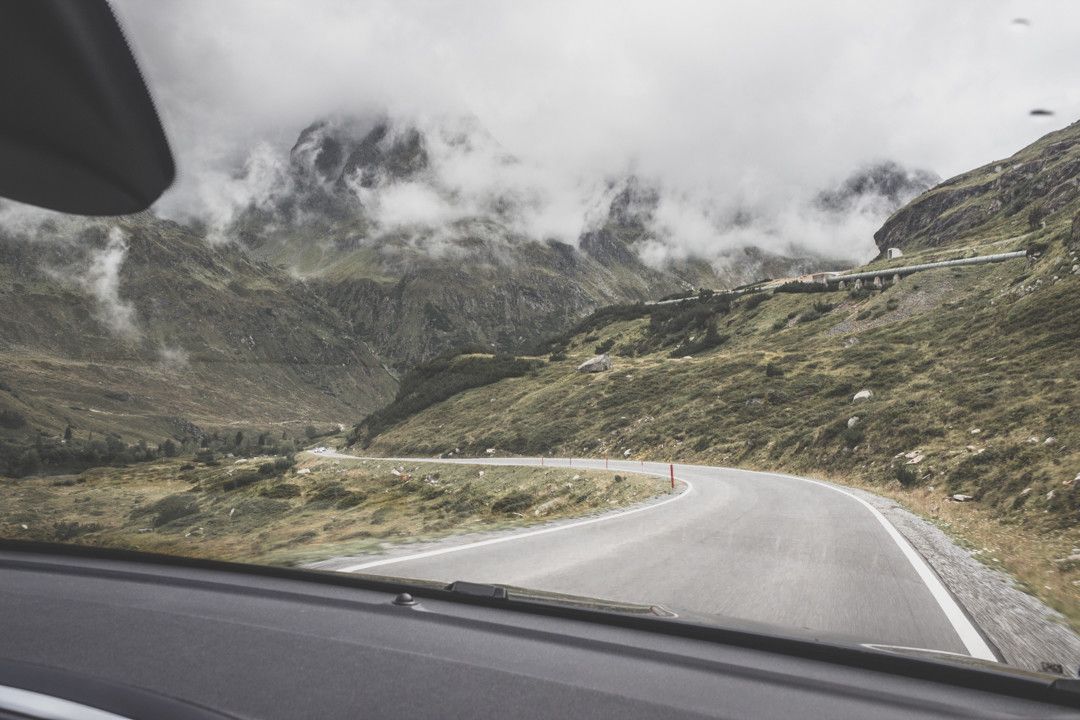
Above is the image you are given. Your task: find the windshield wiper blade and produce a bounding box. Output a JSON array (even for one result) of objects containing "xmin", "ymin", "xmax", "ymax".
[{"xmin": 445, "ymin": 580, "xmax": 508, "ymax": 600}]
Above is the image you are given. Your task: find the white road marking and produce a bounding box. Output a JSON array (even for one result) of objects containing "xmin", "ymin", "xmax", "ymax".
[{"xmin": 321, "ymin": 453, "xmax": 996, "ymax": 660}]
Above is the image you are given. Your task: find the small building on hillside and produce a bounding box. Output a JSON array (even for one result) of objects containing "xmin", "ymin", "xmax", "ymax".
[
  {"xmin": 886, "ymin": 247, "xmax": 903, "ymax": 259},
  {"xmin": 797, "ymin": 271, "xmax": 844, "ymax": 285}
]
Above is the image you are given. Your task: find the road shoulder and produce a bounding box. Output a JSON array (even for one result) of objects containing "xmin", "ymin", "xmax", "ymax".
[{"xmin": 844, "ymin": 484, "xmax": 1080, "ymax": 674}]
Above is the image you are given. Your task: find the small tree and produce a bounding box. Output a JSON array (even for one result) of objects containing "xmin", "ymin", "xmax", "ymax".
[
  {"xmin": 63, "ymin": 425, "xmax": 73, "ymax": 442},
  {"xmin": 1028, "ymin": 204, "xmax": 1048, "ymax": 231},
  {"xmin": 0, "ymin": 409, "xmax": 26, "ymax": 429},
  {"xmin": 160, "ymin": 439, "xmax": 178, "ymax": 457},
  {"xmin": 18, "ymin": 449, "xmax": 42, "ymax": 477}
]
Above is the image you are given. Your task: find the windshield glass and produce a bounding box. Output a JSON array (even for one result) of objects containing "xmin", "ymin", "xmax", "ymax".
[{"xmin": 2, "ymin": 0, "xmax": 1079, "ymax": 677}]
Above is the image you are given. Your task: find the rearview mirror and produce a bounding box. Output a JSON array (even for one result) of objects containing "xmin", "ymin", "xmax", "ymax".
[{"xmin": 0, "ymin": 0, "xmax": 174, "ymax": 215}]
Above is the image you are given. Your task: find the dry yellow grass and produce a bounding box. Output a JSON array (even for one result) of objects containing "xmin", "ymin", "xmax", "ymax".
[{"xmin": 0, "ymin": 455, "xmax": 668, "ymax": 567}]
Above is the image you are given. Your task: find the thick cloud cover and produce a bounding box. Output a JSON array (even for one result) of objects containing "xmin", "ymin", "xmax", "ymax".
[{"xmin": 109, "ymin": 0, "xmax": 1080, "ymax": 262}]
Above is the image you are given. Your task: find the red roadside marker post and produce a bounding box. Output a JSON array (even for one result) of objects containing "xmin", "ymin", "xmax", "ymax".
[{"xmin": 669, "ymin": 463, "xmax": 675, "ymax": 489}]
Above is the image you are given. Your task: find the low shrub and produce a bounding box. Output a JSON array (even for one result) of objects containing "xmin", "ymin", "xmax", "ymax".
[
  {"xmin": 139, "ymin": 494, "xmax": 200, "ymax": 527},
  {"xmin": 260, "ymin": 483, "xmax": 301, "ymax": 499},
  {"xmin": 894, "ymin": 463, "xmax": 919, "ymax": 487},
  {"xmin": 491, "ymin": 491, "xmax": 535, "ymax": 514},
  {"xmin": 740, "ymin": 292, "xmax": 770, "ymax": 311},
  {"xmin": 764, "ymin": 362, "xmax": 785, "ymax": 378}
]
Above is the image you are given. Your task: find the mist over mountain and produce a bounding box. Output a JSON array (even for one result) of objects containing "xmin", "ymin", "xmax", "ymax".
[
  {"xmin": 816, "ymin": 161, "xmax": 939, "ymax": 215},
  {"xmin": 193, "ymin": 114, "xmax": 918, "ymax": 365},
  {"xmin": 0, "ymin": 104, "xmax": 938, "ymax": 373},
  {"xmin": 164, "ymin": 113, "xmax": 937, "ymax": 271}
]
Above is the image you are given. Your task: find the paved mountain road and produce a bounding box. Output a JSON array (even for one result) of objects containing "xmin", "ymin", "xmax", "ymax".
[{"xmin": 312, "ymin": 454, "xmax": 994, "ymax": 659}]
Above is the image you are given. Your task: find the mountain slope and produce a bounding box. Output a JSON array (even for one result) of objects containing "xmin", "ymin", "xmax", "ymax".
[
  {"xmin": 875, "ymin": 119, "xmax": 1080, "ymax": 253},
  {"xmin": 0, "ymin": 213, "xmax": 396, "ymax": 474}
]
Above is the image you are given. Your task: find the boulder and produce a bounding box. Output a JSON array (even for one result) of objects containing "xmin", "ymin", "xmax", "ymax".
[
  {"xmin": 951, "ymin": 493, "xmax": 974, "ymax": 502},
  {"xmin": 577, "ymin": 354, "xmax": 613, "ymax": 373},
  {"xmin": 852, "ymin": 389, "xmax": 873, "ymax": 402},
  {"xmin": 847, "ymin": 416, "xmax": 860, "ymax": 428}
]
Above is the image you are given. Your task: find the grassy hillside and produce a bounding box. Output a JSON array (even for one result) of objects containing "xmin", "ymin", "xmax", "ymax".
[
  {"xmin": 356, "ymin": 213, "xmax": 1080, "ymax": 619},
  {"xmin": 0, "ymin": 454, "xmax": 666, "ymax": 567},
  {"xmin": 875, "ymin": 118, "xmax": 1080, "ymax": 252},
  {"xmin": 0, "ymin": 214, "xmax": 397, "ymax": 476}
]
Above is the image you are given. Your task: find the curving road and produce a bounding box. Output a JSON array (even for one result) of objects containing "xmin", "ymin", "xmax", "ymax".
[{"xmin": 313, "ymin": 453, "xmax": 995, "ymax": 659}]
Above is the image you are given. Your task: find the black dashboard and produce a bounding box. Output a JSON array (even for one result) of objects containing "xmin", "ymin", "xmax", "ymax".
[{"xmin": 1, "ymin": 543, "xmax": 1078, "ymax": 719}]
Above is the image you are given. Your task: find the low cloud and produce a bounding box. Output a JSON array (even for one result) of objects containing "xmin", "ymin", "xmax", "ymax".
[
  {"xmin": 112, "ymin": 0, "xmax": 1079, "ymax": 262},
  {"xmin": 158, "ymin": 344, "xmax": 190, "ymax": 369},
  {"xmin": 81, "ymin": 228, "xmax": 139, "ymax": 338},
  {"xmin": 168, "ymin": 142, "xmax": 294, "ymax": 244}
]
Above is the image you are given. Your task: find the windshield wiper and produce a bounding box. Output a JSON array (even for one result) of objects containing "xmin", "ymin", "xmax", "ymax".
[{"xmin": 446, "ymin": 580, "xmax": 509, "ymax": 600}]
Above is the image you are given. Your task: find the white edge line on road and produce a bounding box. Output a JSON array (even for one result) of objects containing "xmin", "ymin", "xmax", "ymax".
[
  {"xmin": 318, "ymin": 453, "xmax": 995, "ymax": 661},
  {"xmin": 330, "ymin": 457, "xmax": 692, "ymax": 574},
  {"xmin": 759, "ymin": 469, "xmax": 997, "ymax": 662}
]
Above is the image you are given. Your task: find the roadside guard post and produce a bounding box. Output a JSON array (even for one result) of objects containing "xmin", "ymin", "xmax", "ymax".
[{"xmin": 669, "ymin": 463, "xmax": 675, "ymax": 489}]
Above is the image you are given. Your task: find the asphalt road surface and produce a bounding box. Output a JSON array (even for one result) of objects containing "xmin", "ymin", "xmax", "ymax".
[{"xmin": 314, "ymin": 453, "xmax": 994, "ymax": 659}]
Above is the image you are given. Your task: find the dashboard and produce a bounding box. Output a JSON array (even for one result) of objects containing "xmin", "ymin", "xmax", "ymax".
[{"xmin": 1, "ymin": 543, "xmax": 1078, "ymax": 719}]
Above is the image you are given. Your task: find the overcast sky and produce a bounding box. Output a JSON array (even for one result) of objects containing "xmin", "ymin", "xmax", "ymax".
[{"xmin": 111, "ymin": 0, "xmax": 1080, "ymax": 258}]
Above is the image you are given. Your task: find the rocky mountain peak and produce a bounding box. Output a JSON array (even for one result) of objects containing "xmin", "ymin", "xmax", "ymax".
[
  {"xmin": 816, "ymin": 160, "xmax": 939, "ymax": 214},
  {"xmin": 290, "ymin": 118, "xmax": 430, "ymax": 190}
]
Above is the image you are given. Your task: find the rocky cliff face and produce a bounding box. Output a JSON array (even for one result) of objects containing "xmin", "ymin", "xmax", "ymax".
[{"xmin": 875, "ymin": 119, "xmax": 1080, "ymax": 253}]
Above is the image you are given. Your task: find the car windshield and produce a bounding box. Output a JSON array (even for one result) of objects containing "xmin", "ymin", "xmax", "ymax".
[{"xmin": 2, "ymin": 0, "xmax": 1079, "ymax": 678}]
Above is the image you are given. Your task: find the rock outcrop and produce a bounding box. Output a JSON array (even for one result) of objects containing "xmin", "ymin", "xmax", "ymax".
[{"xmin": 577, "ymin": 354, "xmax": 613, "ymax": 373}]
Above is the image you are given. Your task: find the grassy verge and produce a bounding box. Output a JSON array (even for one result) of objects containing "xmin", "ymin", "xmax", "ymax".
[{"xmin": 0, "ymin": 454, "xmax": 667, "ymax": 567}]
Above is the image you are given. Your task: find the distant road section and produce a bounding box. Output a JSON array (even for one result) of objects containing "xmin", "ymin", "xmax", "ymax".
[{"xmin": 313, "ymin": 453, "xmax": 995, "ymax": 660}]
